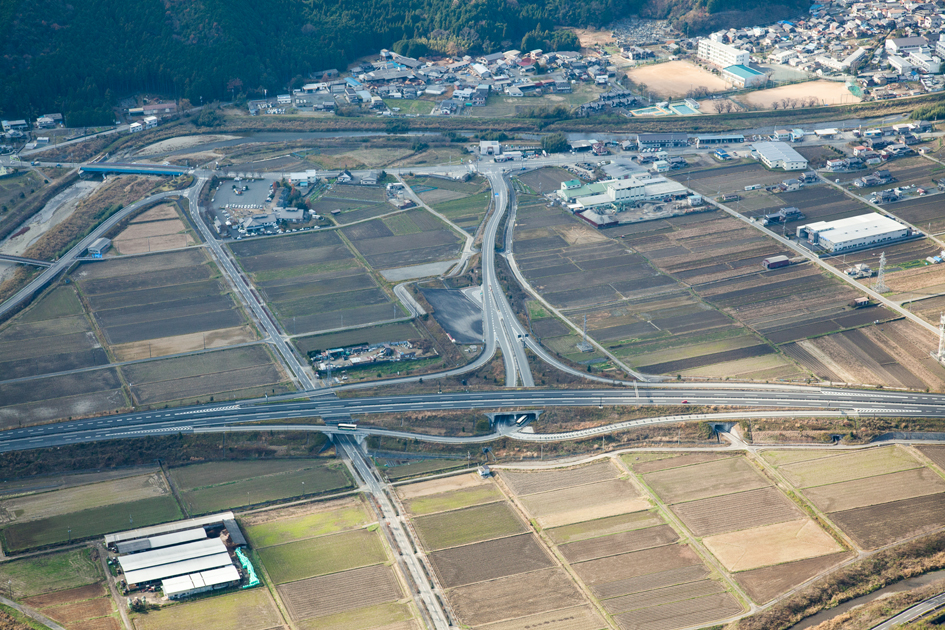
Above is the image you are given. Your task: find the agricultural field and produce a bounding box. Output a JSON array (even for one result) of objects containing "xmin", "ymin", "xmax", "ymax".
[
  {"xmin": 0, "ymin": 549, "xmax": 102, "ymax": 598},
  {"xmin": 516, "ymin": 198, "xmax": 809, "ymax": 379},
  {"xmin": 112, "ymin": 202, "xmax": 196, "ymax": 255},
  {"xmin": 413, "ymin": 501, "xmax": 527, "ymax": 550},
  {"xmin": 636, "ymin": 453, "xmax": 845, "ymax": 602},
  {"xmin": 312, "ymin": 182, "xmax": 391, "ymax": 224},
  {"xmin": 170, "ymin": 459, "xmax": 353, "ymax": 514},
  {"xmin": 342, "ymin": 209, "xmax": 463, "ymax": 270},
  {"xmin": 518, "ymin": 479, "xmax": 650, "ymax": 528},
  {"xmin": 625, "ymin": 61, "xmax": 731, "ymax": 98},
  {"xmin": 132, "ymin": 588, "xmax": 282, "ymax": 630},
  {"xmin": 401, "ymin": 484, "xmax": 503, "ymax": 516},
  {"xmin": 230, "ymin": 230, "xmax": 404, "ymax": 333},
  {"xmin": 2, "ymin": 494, "xmax": 183, "ymax": 552},
  {"xmin": 25, "ymin": 582, "xmax": 117, "ymax": 629},
  {"xmin": 0, "ymin": 284, "xmax": 108, "ymax": 380},
  {"xmin": 763, "ymin": 446, "xmax": 945, "ymax": 549},
  {"xmin": 257, "ymin": 527, "xmax": 387, "ymax": 584},
  {"xmin": 0, "ymin": 368, "xmax": 127, "ymax": 430},
  {"xmin": 405, "ymin": 175, "xmax": 492, "ymax": 232},
  {"xmin": 428, "ymin": 533, "xmax": 555, "ymax": 588},
  {"xmin": 72, "ymin": 248, "xmax": 256, "ymax": 361},
  {"xmin": 0, "ymin": 471, "xmax": 169, "ymax": 524},
  {"xmin": 120, "ymin": 345, "xmax": 293, "ymax": 407},
  {"xmin": 277, "ymin": 564, "xmax": 405, "ymax": 623},
  {"xmin": 471, "ymin": 83, "xmax": 602, "ymax": 118},
  {"xmin": 496, "ymin": 460, "xmax": 743, "ymax": 630},
  {"xmin": 891, "ymin": 194, "xmax": 945, "ymax": 234},
  {"xmin": 242, "ymin": 497, "xmax": 371, "ymax": 548}
]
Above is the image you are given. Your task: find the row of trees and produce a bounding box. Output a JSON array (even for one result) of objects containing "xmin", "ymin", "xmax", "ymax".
[{"xmin": 770, "ymin": 96, "xmax": 823, "ymax": 110}]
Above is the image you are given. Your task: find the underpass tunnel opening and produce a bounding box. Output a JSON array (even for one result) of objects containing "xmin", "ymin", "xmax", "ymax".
[{"xmin": 486, "ymin": 410, "xmax": 544, "ymax": 428}]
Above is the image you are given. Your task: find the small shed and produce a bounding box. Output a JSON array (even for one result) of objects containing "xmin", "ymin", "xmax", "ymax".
[
  {"xmin": 763, "ymin": 255, "xmax": 790, "ymax": 269},
  {"xmin": 88, "ymin": 238, "xmax": 111, "ymax": 257}
]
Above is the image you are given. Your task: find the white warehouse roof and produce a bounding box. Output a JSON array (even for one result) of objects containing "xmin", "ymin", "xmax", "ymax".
[
  {"xmin": 105, "ymin": 512, "xmax": 234, "ymax": 544},
  {"xmin": 124, "ymin": 552, "xmax": 234, "ymax": 585},
  {"xmin": 752, "ymin": 141, "xmax": 807, "ymax": 164},
  {"xmin": 119, "ymin": 538, "xmax": 227, "ymax": 573},
  {"xmin": 803, "ymin": 214, "xmax": 905, "ymax": 246},
  {"xmin": 162, "ymin": 565, "xmax": 241, "ymax": 599}
]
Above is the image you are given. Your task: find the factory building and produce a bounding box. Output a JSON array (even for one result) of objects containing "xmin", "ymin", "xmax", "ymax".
[
  {"xmin": 796, "ymin": 214, "xmax": 910, "ymax": 253},
  {"xmin": 752, "ymin": 141, "xmax": 809, "ymax": 170},
  {"xmin": 557, "ymin": 175, "xmax": 687, "ymax": 210},
  {"xmin": 722, "ymin": 65, "xmax": 767, "ymax": 88},
  {"xmin": 106, "ymin": 512, "xmax": 252, "ymax": 600}
]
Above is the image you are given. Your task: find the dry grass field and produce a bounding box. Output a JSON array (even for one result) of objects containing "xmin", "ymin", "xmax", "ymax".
[
  {"xmin": 113, "ymin": 202, "xmax": 195, "ymax": 255},
  {"xmin": 396, "ymin": 472, "xmax": 490, "ymax": 499},
  {"xmin": 258, "ymin": 527, "xmax": 388, "ymax": 584},
  {"xmin": 278, "ymin": 564, "xmax": 402, "ymax": 621},
  {"xmin": 733, "ymin": 551, "xmax": 854, "ymax": 604},
  {"xmin": 448, "ymin": 568, "xmax": 586, "ymax": 626},
  {"xmin": 777, "ymin": 447, "xmax": 923, "ymax": 488},
  {"xmin": 736, "ymin": 80, "xmax": 861, "ymax": 108},
  {"xmin": 763, "ymin": 446, "xmax": 945, "ymax": 550},
  {"xmin": 642, "ymin": 457, "xmax": 769, "ymax": 504},
  {"xmin": 131, "ymin": 588, "xmax": 281, "ymax": 630},
  {"xmin": 547, "ymin": 511, "xmax": 664, "ymax": 545},
  {"xmin": 702, "ymin": 519, "xmax": 843, "ymax": 571},
  {"xmin": 428, "ymin": 534, "xmax": 554, "ymax": 588},
  {"xmin": 403, "ymin": 485, "xmax": 502, "ymax": 516},
  {"xmin": 624, "ymin": 452, "xmax": 731, "ymax": 474},
  {"xmin": 559, "ymin": 525, "xmax": 678, "ymax": 563},
  {"xmin": 230, "ymin": 230, "xmax": 407, "ymax": 333},
  {"xmin": 294, "ymin": 602, "xmax": 416, "ymax": 630},
  {"xmin": 670, "ymin": 486, "xmax": 802, "ymax": 537},
  {"xmin": 413, "ymin": 502, "xmax": 527, "ymax": 550},
  {"xmin": 474, "ymin": 605, "xmax": 607, "ymax": 630},
  {"xmin": 499, "ymin": 460, "xmax": 619, "ymax": 495},
  {"xmin": 0, "ymin": 472, "xmax": 169, "ymax": 524},
  {"xmin": 242, "ymin": 497, "xmax": 370, "ymax": 548},
  {"xmin": 0, "ymin": 368, "xmax": 127, "ymax": 430},
  {"xmin": 518, "ymin": 479, "xmax": 650, "ymax": 528},
  {"xmin": 625, "ymin": 61, "xmax": 731, "ymax": 98}
]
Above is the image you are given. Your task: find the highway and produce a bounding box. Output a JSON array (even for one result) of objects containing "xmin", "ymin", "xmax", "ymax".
[{"xmin": 3, "ymin": 385, "xmax": 945, "ymax": 453}]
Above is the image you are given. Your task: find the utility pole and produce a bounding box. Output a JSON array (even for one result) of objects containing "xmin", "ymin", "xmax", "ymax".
[{"xmin": 873, "ymin": 251, "xmax": 888, "ymax": 293}]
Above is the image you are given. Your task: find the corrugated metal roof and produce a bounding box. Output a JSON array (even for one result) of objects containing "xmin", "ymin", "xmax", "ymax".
[
  {"xmin": 124, "ymin": 552, "xmax": 233, "ymax": 585},
  {"xmin": 161, "ymin": 565, "xmax": 240, "ymax": 598},
  {"xmin": 149, "ymin": 528, "xmax": 207, "ymax": 550},
  {"xmin": 119, "ymin": 539, "xmax": 227, "ymax": 573},
  {"xmin": 105, "ymin": 512, "xmax": 234, "ymax": 544},
  {"xmin": 222, "ymin": 520, "xmax": 247, "ymax": 547},
  {"xmin": 115, "ymin": 539, "xmax": 151, "ymax": 555}
]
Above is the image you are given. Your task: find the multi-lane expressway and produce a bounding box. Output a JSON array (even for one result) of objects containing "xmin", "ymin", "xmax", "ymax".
[{"xmin": 2, "ymin": 386, "xmax": 944, "ymax": 453}]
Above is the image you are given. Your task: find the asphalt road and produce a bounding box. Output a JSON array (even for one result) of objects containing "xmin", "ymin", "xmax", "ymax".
[
  {"xmin": 871, "ymin": 591, "xmax": 945, "ymax": 629},
  {"xmin": 3, "ymin": 386, "xmax": 944, "ymax": 453},
  {"xmin": 335, "ymin": 435, "xmax": 450, "ymax": 629},
  {"xmin": 180, "ymin": 178, "xmax": 315, "ymax": 390},
  {"xmin": 0, "ymin": 189, "xmax": 178, "ymax": 319}
]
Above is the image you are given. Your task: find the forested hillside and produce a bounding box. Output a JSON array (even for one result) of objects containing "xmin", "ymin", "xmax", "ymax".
[{"xmin": 0, "ymin": 0, "xmax": 807, "ymax": 123}]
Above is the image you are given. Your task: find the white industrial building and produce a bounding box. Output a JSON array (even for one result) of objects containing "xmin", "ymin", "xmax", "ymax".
[
  {"xmin": 752, "ymin": 141, "xmax": 808, "ymax": 170},
  {"xmin": 558, "ymin": 174, "xmax": 687, "ymax": 212},
  {"xmin": 797, "ymin": 214, "xmax": 910, "ymax": 252},
  {"xmin": 162, "ymin": 565, "xmax": 241, "ymax": 600},
  {"xmin": 120, "ymin": 538, "xmax": 232, "ymax": 585},
  {"xmin": 697, "ymin": 39, "xmax": 750, "ymax": 68},
  {"xmin": 908, "ymin": 52, "xmax": 942, "ymax": 74}
]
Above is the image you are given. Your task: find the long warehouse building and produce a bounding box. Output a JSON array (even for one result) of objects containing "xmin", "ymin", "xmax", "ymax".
[
  {"xmin": 797, "ymin": 213, "xmax": 911, "ymax": 252},
  {"xmin": 120, "ymin": 538, "xmax": 233, "ymax": 585}
]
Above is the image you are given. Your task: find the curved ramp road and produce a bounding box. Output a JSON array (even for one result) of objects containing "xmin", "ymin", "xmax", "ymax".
[{"xmin": 3, "ymin": 386, "xmax": 945, "ymax": 453}]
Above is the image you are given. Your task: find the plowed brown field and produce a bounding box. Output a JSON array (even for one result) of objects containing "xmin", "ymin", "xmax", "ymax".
[
  {"xmin": 448, "ymin": 568, "xmax": 585, "ymax": 626},
  {"xmin": 429, "ymin": 534, "xmax": 554, "ymax": 588},
  {"xmin": 734, "ymin": 551, "xmax": 854, "ymax": 604},
  {"xmin": 670, "ymin": 486, "xmax": 801, "ymax": 536},
  {"xmin": 828, "ymin": 492, "xmax": 945, "ymax": 549},
  {"xmin": 559, "ymin": 525, "xmax": 678, "ymax": 563},
  {"xmin": 500, "ymin": 461, "xmax": 618, "ymax": 496},
  {"xmin": 643, "ymin": 457, "xmax": 769, "ymax": 504},
  {"xmin": 572, "ymin": 545, "xmax": 701, "ymax": 595},
  {"xmin": 278, "ymin": 564, "xmax": 402, "ymax": 621},
  {"xmin": 519, "ymin": 479, "xmax": 649, "ymax": 528}
]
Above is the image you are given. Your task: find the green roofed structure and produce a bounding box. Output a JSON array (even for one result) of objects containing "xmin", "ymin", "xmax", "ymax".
[{"xmin": 722, "ymin": 64, "xmax": 767, "ymax": 88}]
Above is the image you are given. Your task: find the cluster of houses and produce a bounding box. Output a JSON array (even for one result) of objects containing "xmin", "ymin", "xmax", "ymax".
[
  {"xmin": 691, "ymin": 0, "xmax": 945, "ymax": 93},
  {"xmin": 1, "ymin": 114, "xmax": 63, "ymax": 140},
  {"xmin": 247, "ymin": 47, "xmax": 620, "ymax": 117}
]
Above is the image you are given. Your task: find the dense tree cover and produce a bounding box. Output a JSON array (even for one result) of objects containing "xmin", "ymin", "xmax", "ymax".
[
  {"xmin": 0, "ymin": 0, "xmax": 636, "ymax": 119},
  {"xmin": 0, "ymin": 0, "xmax": 808, "ymax": 120}
]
